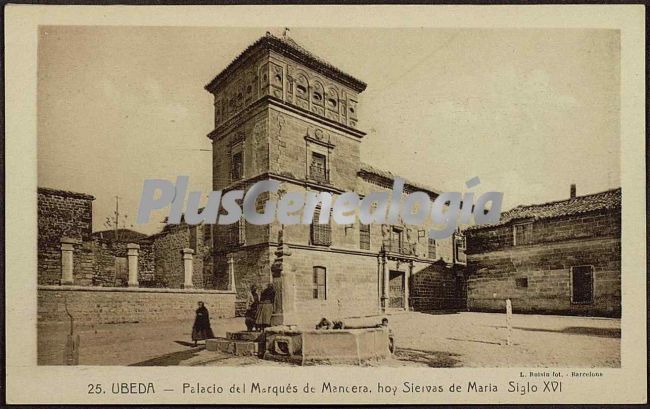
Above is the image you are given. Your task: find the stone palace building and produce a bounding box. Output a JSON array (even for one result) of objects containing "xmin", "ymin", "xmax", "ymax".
[
  {"xmin": 205, "ymin": 32, "xmax": 466, "ymax": 327},
  {"xmin": 36, "ymin": 32, "xmax": 467, "ymax": 328}
]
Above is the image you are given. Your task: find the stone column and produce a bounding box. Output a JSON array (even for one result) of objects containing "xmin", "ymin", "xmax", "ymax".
[
  {"xmin": 60, "ymin": 237, "xmax": 76, "ymax": 285},
  {"xmin": 405, "ymin": 262, "xmax": 413, "ymax": 311},
  {"xmin": 227, "ymin": 254, "xmax": 236, "ymax": 292},
  {"xmin": 182, "ymin": 248, "xmax": 194, "ymax": 289},
  {"xmin": 382, "ymin": 256, "xmax": 389, "ymax": 311},
  {"xmin": 127, "ymin": 243, "xmax": 140, "ymax": 287}
]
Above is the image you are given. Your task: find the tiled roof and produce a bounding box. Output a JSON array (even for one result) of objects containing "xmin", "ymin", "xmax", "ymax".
[
  {"xmin": 467, "ymin": 187, "xmax": 621, "ymax": 231},
  {"xmin": 358, "ymin": 162, "xmax": 441, "ymax": 197},
  {"xmin": 93, "ymin": 229, "xmax": 149, "ymax": 242},
  {"xmin": 205, "ymin": 32, "xmax": 367, "ymax": 93}
]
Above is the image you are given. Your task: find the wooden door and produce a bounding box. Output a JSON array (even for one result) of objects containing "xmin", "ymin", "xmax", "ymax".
[{"xmin": 389, "ymin": 270, "xmax": 405, "ymax": 309}]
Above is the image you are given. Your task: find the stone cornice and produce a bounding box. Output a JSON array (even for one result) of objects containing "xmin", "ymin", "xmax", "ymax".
[
  {"xmin": 207, "ymin": 96, "xmax": 366, "ymax": 142},
  {"xmin": 217, "ymin": 171, "xmax": 347, "ymax": 195}
]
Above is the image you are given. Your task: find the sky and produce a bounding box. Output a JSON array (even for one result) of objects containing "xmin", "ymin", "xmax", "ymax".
[{"xmin": 38, "ymin": 27, "xmax": 620, "ymax": 235}]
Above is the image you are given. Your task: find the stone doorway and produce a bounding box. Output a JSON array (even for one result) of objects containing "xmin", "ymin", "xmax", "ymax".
[{"xmin": 388, "ymin": 270, "xmax": 405, "ymax": 309}]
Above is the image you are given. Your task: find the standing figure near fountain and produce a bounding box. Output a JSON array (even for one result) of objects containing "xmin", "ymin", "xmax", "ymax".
[
  {"xmin": 245, "ymin": 284, "xmax": 260, "ymax": 331},
  {"xmin": 191, "ymin": 301, "xmax": 215, "ymax": 346},
  {"xmin": 255, "ymin": 283, "xmax": 275, "ymax": 331}
]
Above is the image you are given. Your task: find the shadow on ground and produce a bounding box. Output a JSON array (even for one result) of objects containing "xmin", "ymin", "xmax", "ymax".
[
  {"xmin": 446, "ymin": 337, "xmax": 503, "ymax": 346},
  {"xmin": 130, "ymin": 345, "xmax": 205, "ymax": 366},
  {"xmin": 394, "ymin": 347, "xmax": 461, "ymax": 368},
  {"xmin": 418, "ymin": 310, "xmax": 464, "ymax": 316},
  {"xmin": 493, "ymin": 326, "xmax": 621, "ymax": 338}
]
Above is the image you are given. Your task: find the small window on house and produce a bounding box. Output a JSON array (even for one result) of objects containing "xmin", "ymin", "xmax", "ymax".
[
  {"xmin": 231, "ymin": 150, "xmax": 243, "ymax": 181},
  {"xmin": 428, "ymin": 238, "xmax": 436, "ymax": 259},
  {"xmin": 313, "ymin": 266, "xmax": 327, "ymax": 300},
  {"xmin": 515, "ymin": 277, "xmax": 528, "ymax": 288},
  {"xmin": 327, "ymin": 98, "xmax": 337, "ymax": 109},
  {"xmin": 514, "ymin": 222, "xmax": 533, "ymax": 246},
  {"xmin": 310, "ymin": 205, "xmax": 331, "ymax": 246},
  {"xmin": 309, "ymin": 152, "xmax": 328, "ymax": 182},
  {"xmin": 360, "ymin": 224, "xmax": 371, "ymax": 250},
  {"xmin": 571, "ymin": 265, "xmax": 594, "ymax": 304}
]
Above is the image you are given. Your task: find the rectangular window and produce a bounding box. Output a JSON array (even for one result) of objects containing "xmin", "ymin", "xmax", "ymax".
[
  {"xmin": 390, "ymin": 226, "xmax": 404, "ymax": 254},
  {"xmin": 571, "ymin": 265, "xmax": 594, "ymax": 304},
  {"xmin": 310, "ymin": 206, "xmax": 332, "ymax": 246},
  {"xmin": 313, "ymin": 266, "xmax": 327, "ymax": 300},
  {"xmin": 309, "ymin": 152, "xmax": 328, "ymax": 182},
  {"xmin": 514, "ymin": 222, "xmax": 533, "ymax": 246},
  {"xmin": 360, "ymin": 224, "xmax": 371, "ymax": 250},
  {"xmin": 428, "ymin": 238, "xmax": 436, "ymax": 259},
  {"xmin": 515, "ymin": 277, "xmax": 528, "ymax": 288},
  {"xmin": 231, "ymin": 150, "xmax": 243, "ymax": 181}
]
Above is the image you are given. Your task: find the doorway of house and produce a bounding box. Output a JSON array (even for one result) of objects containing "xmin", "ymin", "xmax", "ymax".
[{"xmin": 388, "ymin": 270, "xmax": 405, "ymax": 309}]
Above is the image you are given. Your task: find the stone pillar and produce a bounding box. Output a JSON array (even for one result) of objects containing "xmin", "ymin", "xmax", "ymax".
[
  {"xmin": 381, "ymin": 255, "xmax": 389, "ymax": 311},
  {"xmin": 227, "ymin": 254, "xmax": 236, "ymax": 292},
  {"xmin": 182, "ymin": 248, "xmax": 194, "ymax": 289},
  {"xmin": 127, "ymin": 243, "xmax": 140, "ymax": 287},
  {"xmin": 405, "ymin": 262, "xmax": 413, "ymax": 311},
  {"xmin": 60, "ymin": 237, "xmax": 76, "ymax": 285}
]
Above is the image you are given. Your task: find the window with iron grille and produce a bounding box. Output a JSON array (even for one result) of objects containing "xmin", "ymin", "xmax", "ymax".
[
  {"xmin": 428, "ymin": 238, "xmax": 436, "ymax": 259},
  {"xmin": 571, "ymin": 265, "xmax": 594, "ymax": 304},
  {"xmin": 310, "ymin": 206, "xmax": 331, "ymax": 246},
  {"xmin": 390, "ymin": 226, "xmax": 404, "ymax": 253},
  {"xmin": 514, "ymin": 222, "xmax": 533, "ymax": 245},
  {"xmin": 313, "ymin": 266, "xmax": 327, "ymax": 300},
  {"xmin": 309, "ymin": 152, "xmax": 328, "ymax": 182},
  {"xmin": 515, "ymin": 277, "xmax": 528, "ymax": 288},
  {"xmin": 360, "ymin": 224, "xmax": 371, "ymax": 250},
  {"xmin": 231, "ymin": 150, "xmax": 243, "ymax": 181}
]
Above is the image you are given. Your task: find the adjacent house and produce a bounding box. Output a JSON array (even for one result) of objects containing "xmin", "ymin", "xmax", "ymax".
[{"xmin": 464, "ymin": 185, "xmax": 621, "ymax": 317}]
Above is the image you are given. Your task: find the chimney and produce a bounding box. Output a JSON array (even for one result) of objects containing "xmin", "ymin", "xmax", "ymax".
[{"xmin": 570, "ymin": 184, "xmax": 576, "ymax": 199}]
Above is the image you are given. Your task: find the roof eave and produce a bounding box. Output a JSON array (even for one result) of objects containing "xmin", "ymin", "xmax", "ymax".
[{"xmin": 205, "ymin": 36, "xmax": 367, "ymax": 94}]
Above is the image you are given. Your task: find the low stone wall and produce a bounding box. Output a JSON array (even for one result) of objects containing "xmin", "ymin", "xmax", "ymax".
[{"xmin": 37, "ymin": 286, "xmax": 237, "ymax": 325}]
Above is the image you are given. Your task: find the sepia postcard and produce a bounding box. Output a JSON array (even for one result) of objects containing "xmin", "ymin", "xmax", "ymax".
[{"xmin": 4, "ymin": 4, "xmax": 646, "ymax": 405}]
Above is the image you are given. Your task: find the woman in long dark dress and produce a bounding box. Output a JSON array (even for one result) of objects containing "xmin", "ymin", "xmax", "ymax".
[
  {"xmin": 255, "ymin": 283, "xmax": 275, "ymax": 331},
  {"xmin": 191, "ymin": 301, "xmax": 215, "ymax": 346},
  {"xmin": 245, "ymin": 284, "xmax": 260, "ymax": 331}
]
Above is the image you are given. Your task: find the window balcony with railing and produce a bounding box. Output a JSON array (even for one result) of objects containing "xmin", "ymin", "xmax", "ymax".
[
  {"xmin": 309, "ymin": 164, "xmax": 330, "ymax": 183},
  {"xmin": 383, "ymin": 240, "xmax": 416, "ymax": 256}
]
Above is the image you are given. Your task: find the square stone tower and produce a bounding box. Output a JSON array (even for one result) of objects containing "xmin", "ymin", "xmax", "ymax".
[{"xmin": 205, "ymin": 32, "xmax": 369, "ymax": 322}]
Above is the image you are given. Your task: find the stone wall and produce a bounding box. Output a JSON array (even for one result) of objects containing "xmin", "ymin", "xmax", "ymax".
[
  {"xmin": 280, "ymin": 247, "xmax": 382, "ymax": 328},
  {"xmin": 37, "ymin": 286, "xmax": 236, "ymax": 325},
  {"xmin": 410, "ymin": 263, "xmax": 466, "ymax": 311},
  {"xmin": 466, "ymin": 208, "xmax": 621, "ymax": 254},
  {"xmin": 465, "ymin": 229, "xmax": 620, "ymax": 317},
  {"xmin": 151, "ymin": 223, "xmax": 212, "ymax": 289},
  {"xmin": 38, "ymin": 188, "xmax": 94, "ymax": 285},
  {"xmin": 213, "ymin": 246, "xmax": 271, "ymax": 315},
  {"xmin": 464, "ymin": 208, "xmax": 621, "ymax": 317}
]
